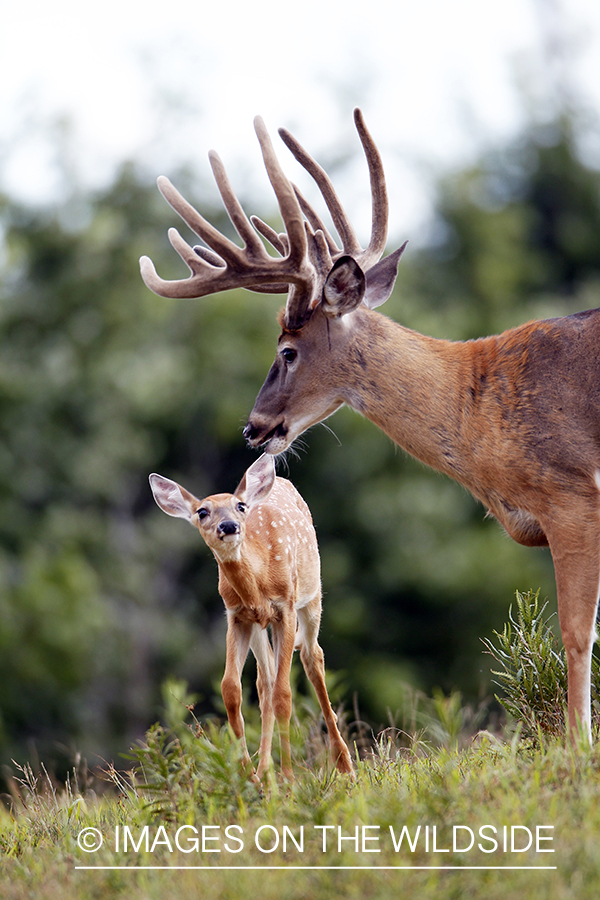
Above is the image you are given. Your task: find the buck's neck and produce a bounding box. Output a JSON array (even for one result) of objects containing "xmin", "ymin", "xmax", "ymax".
[{"xmin": 342, "ymin": 308, "xmax": 478, "ymax": 485}]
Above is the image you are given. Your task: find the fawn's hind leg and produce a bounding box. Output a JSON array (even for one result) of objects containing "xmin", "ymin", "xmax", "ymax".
[
  {"xmin": 270, "ymin": 608, "xmax": 298, "ymax": 779},
  {"xmin": 250, "ymin": 625, "xmax": 277, "ymax": 779},
  {"xmin": 296, "ymin": 598, "xmax": 353, "ymax": 774}
]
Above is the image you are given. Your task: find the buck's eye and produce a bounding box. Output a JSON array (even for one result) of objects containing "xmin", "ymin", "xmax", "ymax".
[
  {"xmin": 236, "ymin": 502, "xmax": 247, "ymax": 514},
  {"xmin": 281, "ymin": 347, "xmax": 297, "ymax": 364},
  {"xmin": 197, "ymin": 508, "xmax": 209, "ymax": 521}
]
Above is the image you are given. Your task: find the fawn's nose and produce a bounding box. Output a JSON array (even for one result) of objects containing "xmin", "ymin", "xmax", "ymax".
[{"xmin": 218, "ymin": 520, "xmax": 240, "ymax": 537}]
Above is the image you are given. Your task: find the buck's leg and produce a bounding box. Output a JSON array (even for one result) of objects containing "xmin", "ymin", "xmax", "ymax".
[
  {"xmin": 546, "ymin": 515, "xmax": 600, "ymax": 744},
  {"xmin": 221, "ymin": 614, "xmax": 256, "ymax": 777},
  {"xmin": 270, "ymin": 609, "xmax": 297, "ymax": 780},
  {"xmin": 296, "ymin": 599, "xmax": 353, "ymax": 774},
  {"xmin": 249, "ymin": 625, "xmax": 276, "ymax": 780}
]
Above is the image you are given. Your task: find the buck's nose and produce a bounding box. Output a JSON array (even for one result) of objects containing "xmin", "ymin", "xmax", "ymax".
[
  {"xmin": 218, "ymin": 520, "xmax": 240, "ymax": 537},
  {"xmin": 243, "ymin": 418, "xmax": 288, "ymax": 448},
  {"xmin": 243, "ymin": 421, "xmax": 260, "ymax": 445}
]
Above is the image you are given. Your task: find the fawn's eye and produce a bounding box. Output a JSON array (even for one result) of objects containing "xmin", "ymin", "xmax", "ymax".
[
  {"xmin": 197, "ymin": 508, "xmax": 209, "ymax": 521},
  {"xmin": 236, "ymin": 502, "xmax": 247, "ymax": 514},
  {"xmin": 281, "ymin": 347, "xmax": 297, "ymax": 364}
]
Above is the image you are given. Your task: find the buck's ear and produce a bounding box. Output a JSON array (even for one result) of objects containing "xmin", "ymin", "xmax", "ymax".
[
  {"xmin": 235, "ymin": 454, "xmax": 276, "ymax": 507},
  {"xmin": 149, "ymin": 473, "xmax": 199, "ymax": 523},
  {"xmin": 322, "ymin": 256, "xmax": 366, "ymax": 317},
  {"xmin": 363, "ymin": 242, "xmax": 407, "ymax": 309}
]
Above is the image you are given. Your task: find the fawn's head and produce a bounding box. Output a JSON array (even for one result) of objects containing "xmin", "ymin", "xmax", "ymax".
[{"xmin": 150, "ymin": 454, "xmax": 276, "ymax": 561}]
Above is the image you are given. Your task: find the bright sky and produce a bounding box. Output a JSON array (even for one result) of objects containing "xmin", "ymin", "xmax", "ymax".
[{"xmin": 1, "ymin": 0, "xmax": 600, "ymax": 242}]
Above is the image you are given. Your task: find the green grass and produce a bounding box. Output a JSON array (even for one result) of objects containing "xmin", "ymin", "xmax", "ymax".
[
  {"xmin": 2, "ymin": 729, "xmax": 600, "ymax": 899},
  {"xmin": 1, "ymin": 591, "xmax": 600, "ymax": 899}
]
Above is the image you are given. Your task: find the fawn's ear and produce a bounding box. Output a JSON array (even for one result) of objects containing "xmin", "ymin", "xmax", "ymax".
[
  {"xmin": 234, "ymin": 454, "xmax": 276, "ymax": 508},
  {"xmin": 149, "ymin": 473, "xmax": 200, "ymax": 523}
]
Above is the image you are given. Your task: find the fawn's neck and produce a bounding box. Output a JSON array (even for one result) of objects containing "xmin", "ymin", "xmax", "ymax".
[{"xmin": 214, "ymin": 539, "xmax": 273, "ymax": 622}]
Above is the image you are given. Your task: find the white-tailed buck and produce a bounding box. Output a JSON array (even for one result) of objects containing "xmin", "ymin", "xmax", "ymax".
[
  {"xmin": 141, "ymin": 110, "xmax": 600, "ymax": 743},
  {"xmin": 149, "ymin": 454, "xmax": 353, "ymax": 781}
]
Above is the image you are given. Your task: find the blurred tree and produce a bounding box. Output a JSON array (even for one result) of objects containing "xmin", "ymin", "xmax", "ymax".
[
  {"xmin": 0, "ymin": 165, "xmax": 284, "ymax": 768},
  {"xmin": 1, "ymin": 109, "xmax": 599, "ymax": 770}
]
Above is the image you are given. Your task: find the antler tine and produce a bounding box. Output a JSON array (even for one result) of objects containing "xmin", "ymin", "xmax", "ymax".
[
  {"xmin": 253, "ymin": 116, "xmax": 317, "ymax": 328},
  {"xmin": 250, "ymin": 216, "xmax": 288, "ymax": 256},
  {"xmin": 208, "ymin": 150, "xmax": 268, "ymax": 260},
  {"xmin": 278, "ymin": 125, "xmax": 362, "ymax": 260},
  {"xmin": 156, "ymin": 175, "xmax": 245, "ymax": 268},
  {"xmin": 353, "ymin": 108, "xmax": 389, "ymax": 267},
  {"xmin": 292, "ymin": 183, "xmax": 341, "ymax": 259},
  {"xmin": 253, "ymin": 116, "xmax": 310, "ymax": 269},
  {"xmin": 139, "ymin": 174, "xmax": 242, "ymax": 299},
  {"xmin": 193, "ymin": 245, "xmax": 226, "ymax": 267},
  {"xmin": 139, "ymin": 221, "xmax": 248, "ymax": 299}
]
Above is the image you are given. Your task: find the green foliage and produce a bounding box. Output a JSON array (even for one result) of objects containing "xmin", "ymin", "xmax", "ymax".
[
  {"xmin": 4, "ymin": 720, "xmax": 600, "ymax": 898},
  {"xmin": 121, "ymin": 679, "xmax": 259, "ymax": 822},
  {"xmin": 125, "ymin": 721, "xmax": 259, "ymax": 822},
  {"xmin": 483, "ymin": 589, "xmax": 600, "ymax": 741}
]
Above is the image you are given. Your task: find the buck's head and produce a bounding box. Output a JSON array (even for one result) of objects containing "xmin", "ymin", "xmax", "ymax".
[
  {"xmin": 149, "ymin": 454, "xmax": 276, "ymax": 561},
  {"xmin": 243, "ymin": 246, "xmax": 405, "ymax": 454},
  {"xmin": 139, "ymin": 109, "xmax": 405, "ymax": 456}
]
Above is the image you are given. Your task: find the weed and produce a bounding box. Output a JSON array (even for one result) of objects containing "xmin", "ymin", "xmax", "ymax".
[{"xmin": 483, "ymin": 588, "xmax": 600, "ymax": 742}]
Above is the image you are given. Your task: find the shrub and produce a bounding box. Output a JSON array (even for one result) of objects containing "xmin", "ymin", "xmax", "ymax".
[{"xmin": 483, "ymin": 588, "xmax": 600, "ymax": 741}]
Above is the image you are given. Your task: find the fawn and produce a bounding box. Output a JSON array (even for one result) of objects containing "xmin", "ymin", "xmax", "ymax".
[{"xmin": 149, "ymin": 454, "xmax": 353, "ymax": 781}]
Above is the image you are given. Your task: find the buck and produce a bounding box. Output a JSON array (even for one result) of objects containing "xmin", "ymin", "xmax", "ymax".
[
  {"xmin": 149, "ymin": 454, "xmax": 353, "ymax": 781},
  {"xmin": 140, "ymin": 109, "xmax": 600, "ymax": 743}
]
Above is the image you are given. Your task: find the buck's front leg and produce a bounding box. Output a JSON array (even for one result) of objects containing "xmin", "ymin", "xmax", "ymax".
[
  {"xmin": 221, "ymin": 614, "xmax": 257, "ymax": 779},
  {"xmin": 270, "ymin": 609, "xmax": 297, "ymax": 780},
  {"xmin": 547, "ymin": 514, "xmax": 600, "ymax": 744}
]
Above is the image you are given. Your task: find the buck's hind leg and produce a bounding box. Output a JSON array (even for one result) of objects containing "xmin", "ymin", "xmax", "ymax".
[{"xmin": 296, "ymin": 598, "xmax": 353, "ymax": 775}]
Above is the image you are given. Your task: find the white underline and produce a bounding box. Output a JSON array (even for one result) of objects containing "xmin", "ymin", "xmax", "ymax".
[{"xmin": 75, "ymin": 865, "xmax": 557, "ymax": 871}]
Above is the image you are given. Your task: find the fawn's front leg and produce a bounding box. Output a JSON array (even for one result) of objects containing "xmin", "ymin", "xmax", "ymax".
[{"xmin": 221, "ymin": 615, "xmax": 257, "ymax": 778}]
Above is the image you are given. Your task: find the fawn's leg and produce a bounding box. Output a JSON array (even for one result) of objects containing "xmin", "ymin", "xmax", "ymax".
[
  {"xmin": 250, "ymin": 625, "xmax": 276, "ymax": 779},
  {"xmin": 297, "ymin": 598, "xmax": 353, "ymax": 774},
  {"xmin": 221, "ymin": 614, "xmax": 256, "ymax": 775},
  {"xmin": 270, "ymin": 609, "xmax": 297, "ymax": 779}
]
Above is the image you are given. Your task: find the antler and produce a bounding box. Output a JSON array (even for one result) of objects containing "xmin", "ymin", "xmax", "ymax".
[
  {"xmin": 278, "ymin": 109, "xmax": 388, "ymax": 274},
  {"xmin": 140, "ymin": 109, "xmax": 389, "ymax": 329}
]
